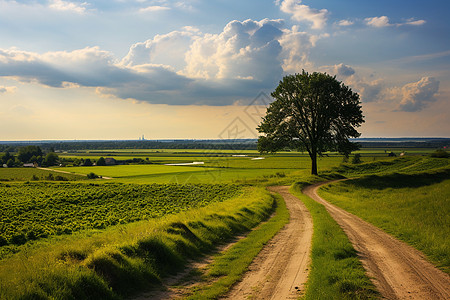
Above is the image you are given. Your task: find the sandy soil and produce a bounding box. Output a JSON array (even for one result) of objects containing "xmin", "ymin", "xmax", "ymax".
[
  {"xmin": 223, "ymin": 186, "xmax": 313, "ymax": 300},
  {"xmin": 303, "ymin": 181, "xmax": 450, "ymax": 300}
]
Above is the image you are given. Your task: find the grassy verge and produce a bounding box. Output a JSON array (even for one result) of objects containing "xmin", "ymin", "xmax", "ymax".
[
  {"xmin": 319, "ymin": 168, "xmax": 450, "ymax": 274},
  {"xmin": 186, "ymin": 192, "xmax": 289, "ymax": 299},
  {"xmin": 0, "ymin": 187, "xmax": 274, "ymax": 299},
  {"xmin": 328, "ymin": 156, "xmax": 449, "ymax": 178},
  {"xmin": 291, "ymin": 179, "xmax": 379, "ymax": 299}
]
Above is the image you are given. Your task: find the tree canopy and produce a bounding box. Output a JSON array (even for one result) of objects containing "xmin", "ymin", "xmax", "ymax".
[
  {"xmin": 17, "ymin": 146, "xmax": 43, "ymax": 164},
  {"xmin": 257, "ymin": 71, "xmax": 364, "ymax": 175}
]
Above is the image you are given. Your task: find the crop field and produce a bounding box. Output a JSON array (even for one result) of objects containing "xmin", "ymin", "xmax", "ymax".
[
  {"xmin": 0, "ymin": 167, "xmax": 85, "ymax": 181},
  {"xmin": 0, "ymin": 182, "xmax": 241, "ymax": 253}
]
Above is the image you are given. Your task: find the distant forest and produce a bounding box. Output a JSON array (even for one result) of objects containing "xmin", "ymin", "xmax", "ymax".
[{"xmin": 0, "ymin": 138, "xmax": 448, "ymax": 152}]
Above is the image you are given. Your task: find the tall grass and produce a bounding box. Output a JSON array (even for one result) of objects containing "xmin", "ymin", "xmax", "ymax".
[
  {"xmin": 319, "ymin": 168, "xmax": 450, "ymax": 274},
  {"xmin": 328, "ymin": 156, "xmax": 449, "ymax": 178},
  {"xmin": 291, "ymin": 179, "xmax": 378, "ymax": 299},
  {"xmin": 0, "ymin": 187, "xmax": 274, "ymax": 299}
]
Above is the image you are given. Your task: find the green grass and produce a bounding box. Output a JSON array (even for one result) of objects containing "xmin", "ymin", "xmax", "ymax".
[
  {"xmin": 328, "ymin": 156, "xmax": 449, "ymax": 178},
  {"xmin": 291, "ymin": 179, "xmax": 379, "ymax": 300},
  {"xmin": 319, "ymin": 168, "xmax": 450, "ymax": 274},
  {"xmin": 0, "ymin": 167, "xmax": 84, "ymax": 181},
  {"xmin": 0, "ymin": 186, "xmax": 275, "ymax": 299},
  {"xmin": 185, "ymin": 192, "xmax": 290, "ymax": 299},
  {"xmin": 55, "ymin": 164, "xmax": 213, "ymax": 178},
  {"xmin": 53, "ymin": 155, "xmax": 344, "ymax": 184}
]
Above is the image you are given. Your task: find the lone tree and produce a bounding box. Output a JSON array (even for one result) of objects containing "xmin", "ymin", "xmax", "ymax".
[{"xmin": 257, "ymin": 71, "xmax": 364, "ymax": 175}]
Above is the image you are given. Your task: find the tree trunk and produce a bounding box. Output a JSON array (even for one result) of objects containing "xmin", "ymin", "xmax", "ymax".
[{"xmin": 310, "ymin": 151, "xmax": 318, "ymax": 175}]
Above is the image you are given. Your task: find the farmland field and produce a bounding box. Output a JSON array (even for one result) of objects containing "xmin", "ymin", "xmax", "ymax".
[
  {"xmin": 0, "ymin": 182, "xmax": 241, "ymax": 253},
  {"xmin": 0, "ymin": 167, "xmax": 85, "ymax": 181},
  {"xmin": 0, "ymin": 146, "xmax": 448, "ymax": 299},
  {"xmin": 53, "ymin": 154, "xmax": 348, "ymax": 183}
]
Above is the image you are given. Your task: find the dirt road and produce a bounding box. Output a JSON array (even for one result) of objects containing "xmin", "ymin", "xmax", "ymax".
[
  {"xmin": 303, "ymin": 182, "xmax": 450, "ymax": 300},
  {"xmin": 224, "ymin": 186, "xmax": 313, "ymax": 300}
]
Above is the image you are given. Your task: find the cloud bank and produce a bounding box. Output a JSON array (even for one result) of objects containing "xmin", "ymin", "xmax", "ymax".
[
  {"xmin": 1, "ymin": 18, "xmax": 314, "ymax": 105},
  {"xmin": 323, "ymin": 63, "xmax": 441, "ymax": 113}
]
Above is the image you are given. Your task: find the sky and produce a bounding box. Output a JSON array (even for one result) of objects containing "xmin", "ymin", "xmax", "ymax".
[{"xmin": 0, "ymin": 0, "xmax": 449, "ymax": 140}]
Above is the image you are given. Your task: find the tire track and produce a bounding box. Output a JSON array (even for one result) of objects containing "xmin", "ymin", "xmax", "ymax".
[
  {"xmin": 303, "ymin": 181, "xmax": 450, "ymax": 300},
  {"xmin": 224, "ymin": 186, "xmax": 313, "ymax": 300}
]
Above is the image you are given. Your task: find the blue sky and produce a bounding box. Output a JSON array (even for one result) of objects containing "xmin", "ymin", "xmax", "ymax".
[{"xmin": 0, "ymin": 0, "xmax": 449, "ymax": 140}]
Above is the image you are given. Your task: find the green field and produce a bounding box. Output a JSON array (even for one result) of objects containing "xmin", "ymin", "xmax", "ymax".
[
  {"xmin": 0, "ymin": 182, "xmax": 241, "ymax": 252},
  {"xmin": 0, "ymin": 147, "xmax": 448, "ymax": 299},
  {"xmin": 52, "ymin": 154, "xmax": 347, "ymax": 183},
  {"xmin": 0, "ymin": 167, "xmax": 85, "ymax": 181}
]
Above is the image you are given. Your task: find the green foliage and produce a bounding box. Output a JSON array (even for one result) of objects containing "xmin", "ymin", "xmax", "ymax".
[
  {"xmin": 17, "ymin": 146, "xmax": 43, "ymax": 163},
  {"xmin": 6, "ymin": 158, "xmax": 14, "ymax": 168},
  {"xmin": 83, "ymin": 158, "xmax": 93, "ymax": 166},
  {"xmin": 87, "ymin": 172, "xmax": 99, "ymax": 179},
  {"xmin": 319, "ymin": 169, "xmax": 450, "ymax": 273},
  {"xmin": 258, "ymin": 71, "xmax": 364, "ymax": 175},
  {"xmin": 0, "ymin": 167, "xmax": 83, "ymax": 181},
  {"xmin": 291, "ymin": 181, "xmax": 378, "ymax": 299},
  {"xmin": 44, "ymin": 152, "xmax": 59, "ymax": 166},
  {"xmin": 351, "ymin": 153, "xmax": 362, "ymax": 164},
  {"xmin": 96, "ymin": 156, "xmax": 106, "ymax": 166},
  {"xmin": 431, "ymin": 149, "xmax": 449, "ymax": 158},
  {"xmin": 0, "ymin": 187, "xmax": 272, "ymax": 299},
  {"xmin": 0, "ymin": 182, "xmax": 241, "ymax": 250},
  {"xmin": 0, "ymin": 151, "xmax": 14, "ymax": 165}
]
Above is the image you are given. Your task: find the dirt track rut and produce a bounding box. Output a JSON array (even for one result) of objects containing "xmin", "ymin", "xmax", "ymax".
[
  {"xmin": 303, "ymin": 181, "xmax": 450, "ymax": 300},
  {"xmin": 224, "ymin": 186, "xmax": 313, "ymax": 300}
]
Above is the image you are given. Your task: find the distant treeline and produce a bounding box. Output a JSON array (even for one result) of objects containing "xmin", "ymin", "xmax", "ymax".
[
  {"xmin": 0, "ymin": 138, "xmax": 448, "ymax": 152},
  {"xmin": 0, "ymin": 140, "xmax": 258, "ymax": 152}
]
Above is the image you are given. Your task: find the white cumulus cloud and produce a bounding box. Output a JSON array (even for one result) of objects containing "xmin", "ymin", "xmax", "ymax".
[
  {"xmin": 336, "ymin": 19, "xmax": 354, "ymax": 27},
  {"xmin": 365, "ymin": 16, "xmax": 426, "ymax": 28},
  {"xmin": 48, "ymin": 0, "xmax": 88, "ymax": 14},
  {"xmin": 399, "ymin": 77, "xmax": 439, "ymax": 112},
  {"xmin": 183, "ymin": 19, "xmax": 284, "ymax": 83},
  {"xmin": 122, "ymin": 29, "xmax": 199, "ymax": 70},
  {"xmin": 0, "ymin": 17, "xmax": 329, "ymax": 106},
  {"xmin": 279, "ymin": 25, "xmax": 321, "ymax": 73},
  {"xmin": 139, "ymin": 5, "xmax": 171, "ymax": 13},
  {"xmin": 365, "ymin": 16, "xmax": 390, "ymax": 28},
  {"xmin": 278, "ymin": 0, "xmax": 328, "ymax": 30}
]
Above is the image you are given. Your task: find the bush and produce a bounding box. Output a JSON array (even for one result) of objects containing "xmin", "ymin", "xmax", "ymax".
[
  {"xmin": 55, "ymin": 175, "xmax": 68, "ymax": 181},
  {"xmin": 87, "ymin": 172, "xmax": 99, "ymax": 179},
  {"xmin": 431, "ymin": 149, "xmax": 449, "ymax": 158},
  {"xmin": 352, "ymin": 153, "xmax": 362, "ymax": 164},
  {"xmin": 97, "ymin": 157, "xmax": 106, "ymax": 166}
]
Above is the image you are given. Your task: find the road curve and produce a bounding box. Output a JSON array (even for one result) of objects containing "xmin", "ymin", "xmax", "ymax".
[
  {"xmin": 303, "ymin": 181, "xmax": 450, "ymax": 300},
  {"xmin": 224, "ymin": 186, "xmax": 313, "ymax": 300}
]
